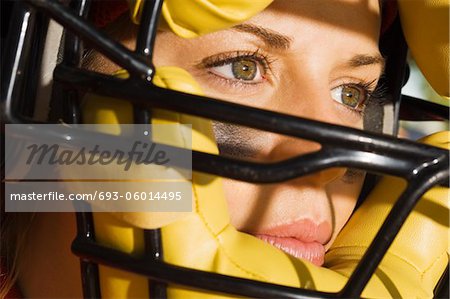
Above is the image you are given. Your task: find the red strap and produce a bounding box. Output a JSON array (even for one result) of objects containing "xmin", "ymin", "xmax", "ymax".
[
  {"xmin": 90, "ymin": 0, "xmax": 129, "ymax": 28},
  {"xmin": 380, "ymin": 0, "xmax": 398, "ymax": 34}
]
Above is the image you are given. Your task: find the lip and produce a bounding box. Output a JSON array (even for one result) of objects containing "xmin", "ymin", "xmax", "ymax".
[{"xmin": 252, "ymin": 220, "xmax": 332, "ymax": 266}]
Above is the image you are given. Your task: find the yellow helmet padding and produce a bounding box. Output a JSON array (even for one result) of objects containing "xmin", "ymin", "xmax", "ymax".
[
  {"xmin": 81, "ymin": 69, "xmax": 193, "ymax": 230},
  {"xmin": 398, "ymin": 0, "xmax": 450, "ymax": 100},
  {"xmin": 81, "ymin": 65, "xmax": 449, "ymax": 298},
  {"xmin": 128, "ymin": 0, "xmax": 273, "ymax": 38},
  {"xmin": 327, "ymin": 131, "xmax": 450, "ymax": 298}
]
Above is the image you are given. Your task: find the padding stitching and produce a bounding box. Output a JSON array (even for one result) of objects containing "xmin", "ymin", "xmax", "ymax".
[{"xmin": 420, "ymin": 252, "xmax": 447, "ymax": 282}]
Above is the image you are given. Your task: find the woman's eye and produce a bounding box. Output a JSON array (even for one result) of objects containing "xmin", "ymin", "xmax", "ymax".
[
  {"xmin": 330, "ymin": 85, "xmax": 367, "ymax": 110},
  {"xmin": 209, "ymin": 58, "xmax": 263, "ymax": 82}
]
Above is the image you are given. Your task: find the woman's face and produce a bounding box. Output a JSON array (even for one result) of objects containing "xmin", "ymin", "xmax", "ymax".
[{"xmin": 152, "ymin": 0, "xmax": 383, "ymax": 266}]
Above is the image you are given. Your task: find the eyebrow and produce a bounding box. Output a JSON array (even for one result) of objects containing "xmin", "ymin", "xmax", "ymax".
[
  {"xmin": 232, "ymin": 24, "xmax": 384, "ymax": 70},
  {"xmin": 347, "ymin": 54, "xmax": 385, "ymax": 69},
  {"xmin": 232, "ymin": 23, "xmax": 292, "ymax": 50}
]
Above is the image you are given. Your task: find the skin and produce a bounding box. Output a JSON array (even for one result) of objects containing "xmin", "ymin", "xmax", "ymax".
[{"xmin": 18, "ymin": 0, "xmax": 383, "ymax": 296}]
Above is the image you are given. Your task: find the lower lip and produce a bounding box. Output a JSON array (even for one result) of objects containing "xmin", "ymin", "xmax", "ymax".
[{"xmin": 255, "ymin": 234, "xmax": 325, "ymax": 266}]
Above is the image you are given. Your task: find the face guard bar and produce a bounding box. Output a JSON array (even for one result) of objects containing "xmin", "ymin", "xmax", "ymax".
[{"xmin": 1, "ymin": 0, "xmax": 449, "ymax": 298}]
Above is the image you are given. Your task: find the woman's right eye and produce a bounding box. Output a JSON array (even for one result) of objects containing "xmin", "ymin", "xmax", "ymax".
[{"xmin": 209, "ymin": 58, "xmax": 264, "ymax": 83}]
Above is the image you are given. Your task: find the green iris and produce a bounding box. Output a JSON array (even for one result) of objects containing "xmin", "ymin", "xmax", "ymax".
[
  {"xmin": 341, "ymin": 86, "xmax": 361, "ymax": 108},
  {"xmin": 232, "ymin": 59, "xmax": 258, "ymax": 80}
]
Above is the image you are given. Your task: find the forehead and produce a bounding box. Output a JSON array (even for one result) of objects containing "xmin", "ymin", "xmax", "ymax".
[{"xmin": 246, "ymin": 0, "xmax": 381, "ymax": 42}]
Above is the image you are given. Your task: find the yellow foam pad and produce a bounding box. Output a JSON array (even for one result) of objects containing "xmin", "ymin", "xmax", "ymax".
[
  {"xmin": 398, "ymin": 0, "xmax": 450, "ymax": 100},
  {"xmin": 128, "ymin": 0, "xmax": 273, "ymax": 38}
]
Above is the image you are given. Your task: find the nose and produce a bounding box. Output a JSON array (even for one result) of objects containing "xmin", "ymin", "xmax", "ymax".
[
  {"xmin": 263, "ymin": 64, "xmax": 349, "ymax": 186},
  {"xmin": 266, "ymin": 137, "xmax": 347, "ymax": 186}
]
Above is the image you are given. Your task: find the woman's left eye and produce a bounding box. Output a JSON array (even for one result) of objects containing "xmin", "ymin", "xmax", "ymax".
[
  {"xmin": 209, "ymin": 58, "xmax": 264, "ymax": 83},
  {"xmin": 330, "ymin": 84, "xmax": 368, "ymax": 110}
]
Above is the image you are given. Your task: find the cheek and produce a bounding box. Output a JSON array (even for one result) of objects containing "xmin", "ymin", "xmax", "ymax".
[
  {"xmin": 324, "ymin": 173, "xmax": 365, "ymax": 250},
  {"xmin": 222, "ymin": 180, "xmax": 261, "ymax": 228}
]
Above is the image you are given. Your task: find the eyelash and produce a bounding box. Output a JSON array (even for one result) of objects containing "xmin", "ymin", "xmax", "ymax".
[
  {"xmin": 199, "ymin": 49, "xmax": 275, "ymax": 84},
  {"xmin": 345, "ymin": 79, "xmax": 387, "ymax": 116}
]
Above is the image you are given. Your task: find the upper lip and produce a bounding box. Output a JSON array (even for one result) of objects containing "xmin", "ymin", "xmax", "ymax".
[{"xmin": 252, "ymin": 219, "xmax": 332, "ymax": 245}]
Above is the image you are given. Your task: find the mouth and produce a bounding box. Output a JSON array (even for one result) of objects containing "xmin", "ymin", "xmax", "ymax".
[{"xmin": 251, "ymin": 220, "xmax": 331, "ymax": 266}]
